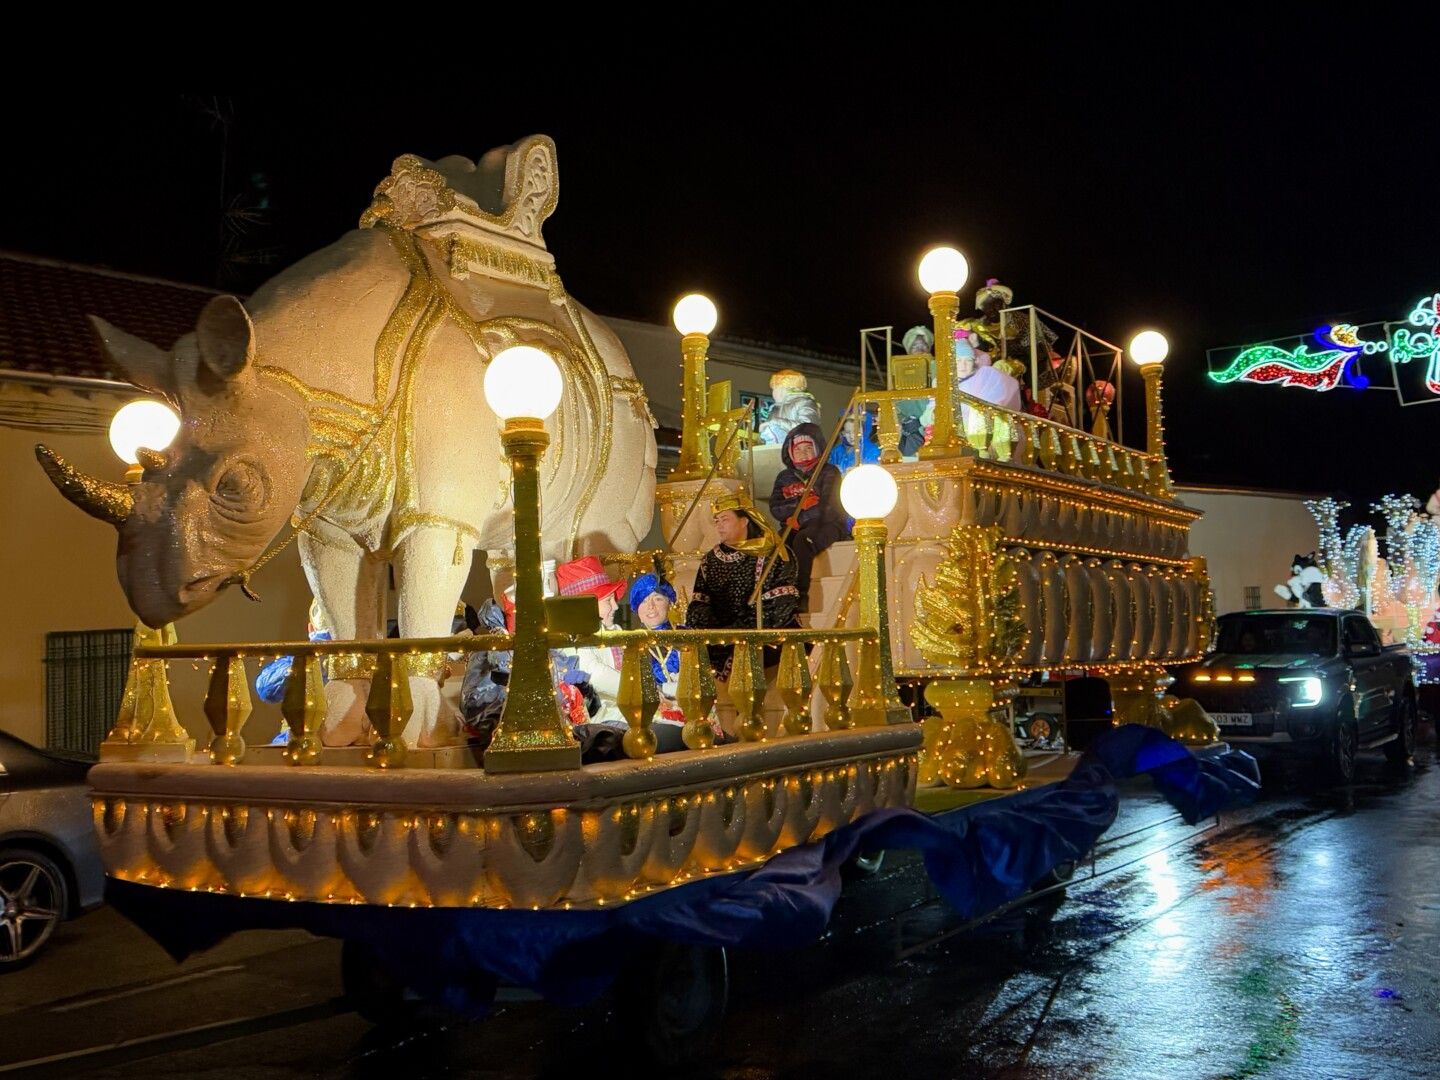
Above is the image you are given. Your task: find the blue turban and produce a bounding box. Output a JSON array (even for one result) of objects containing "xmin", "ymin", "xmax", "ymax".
[{"xmin": 628, "ymin": 573, "xmax": 677, "ymax": 612}]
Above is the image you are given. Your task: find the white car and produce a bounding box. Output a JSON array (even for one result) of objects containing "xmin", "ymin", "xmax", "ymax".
[{"xmin": 0, "ymin": 731, "xmax": 105, "ymax": 969}]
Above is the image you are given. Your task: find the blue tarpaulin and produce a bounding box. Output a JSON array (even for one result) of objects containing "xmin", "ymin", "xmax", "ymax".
[{"xmin": 108, "ymin": 725, "xmax": 1258, "ymax": 1012}]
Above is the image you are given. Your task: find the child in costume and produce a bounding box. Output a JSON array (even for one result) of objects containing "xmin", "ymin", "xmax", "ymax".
[
  {"xmin": 630, "ymin": 573, "xmax": 684, "ymax": 724},
  {"xmin": 555, "ymin": 555, "xmax": 628, "ymax": 727},
  {"xmin": 770, "ymin": 422, "xmax": 850, "ymax": 613}
]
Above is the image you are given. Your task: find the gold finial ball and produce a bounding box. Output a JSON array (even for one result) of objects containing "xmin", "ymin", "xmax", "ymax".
[{"xmin": 368, "ymin": 738, "xmax": 408, "ymax": 769}]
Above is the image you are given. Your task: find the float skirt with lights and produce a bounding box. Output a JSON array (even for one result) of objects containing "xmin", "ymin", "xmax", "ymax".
[
  {"xmin": 101, "ymin": 725, "xmax": 1257, "ymax": 1010},
  {"xmin": 87, "ymin": 728, "xmax": 921, "ymax": 910}
]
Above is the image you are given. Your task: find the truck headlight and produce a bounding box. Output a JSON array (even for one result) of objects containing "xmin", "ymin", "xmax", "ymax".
[{"xmin": 1280, "ymin": 676, "xmax": 1323, "ymax": 708}]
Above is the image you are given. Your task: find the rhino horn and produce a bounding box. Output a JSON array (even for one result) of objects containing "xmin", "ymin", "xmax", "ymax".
[{"xmin": 34, "ymin": 444, "xmax": 132, "ymax": 526}]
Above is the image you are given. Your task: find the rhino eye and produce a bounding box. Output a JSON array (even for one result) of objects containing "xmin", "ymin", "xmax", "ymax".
[{"xmin": 212, "ymin": 460, "xmax": 268, "ymax": 517}]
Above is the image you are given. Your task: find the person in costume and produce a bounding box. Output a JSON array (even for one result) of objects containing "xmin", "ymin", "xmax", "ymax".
[
  {"xmin": 759, "ymin": 368, "xmax": 822, "ymax": 446},
  {"xmin": 902, "ymin": 325, "xmax": 934, "ymax": 356},
  {"xmin": 954, "ymin": 327, "xmax": 1023, "ymax": 450},
  {"xmin": 555, "ymin": 555, "xmax": 628, "ymax": 727},
  {"xmin": 460, "ymin": 598, "xmax": 512, "ymax": 745},
  {"xmin": 254, "ymin": 600, "xmax": 332, "ymax": 745},
  {"xmin": 961, "ymin": 276, "xmax": 1056, "ymax": 383},
  {"xmin": 630, "ymin": 573, "xmax": 685, "ymax": 723},
  {"xmin": 688, "ymin": 490, "xmax": 800, "ymax": 677},
  {"xmin": 770, "ymin": 422, "xmax": 850, "ymax": 614},
  {"xmin": 828, "ymin": 408, "xmax": 881, "ymax": 472}
]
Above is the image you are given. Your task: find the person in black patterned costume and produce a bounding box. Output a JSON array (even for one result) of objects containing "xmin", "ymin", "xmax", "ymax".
[{"xmin": 688, "ymin": 490, "xmax": 799, "ymax": 679}]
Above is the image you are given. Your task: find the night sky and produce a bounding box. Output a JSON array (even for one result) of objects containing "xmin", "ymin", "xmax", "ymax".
[{"xmin": 5, "ymin": 21, "xmax": 1435, "ymax": 520}]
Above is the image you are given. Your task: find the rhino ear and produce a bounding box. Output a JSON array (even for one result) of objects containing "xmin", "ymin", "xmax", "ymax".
[
  {"xmin": 89, "ymin": 316, "xmax": 176, "ymax": 397},
  {"xmin": 195, "ymin": 296, "xmax": 256, "ymax": 385}
]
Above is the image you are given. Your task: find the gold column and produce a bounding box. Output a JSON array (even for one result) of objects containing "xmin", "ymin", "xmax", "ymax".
[
  {"xmin": 485, "ymin": 418, "xmax": 582, "ymax": 772},
  {"xmin": 671, "ymin": 331, "xmax": 711, "ymax": 482},
  {"xmin": 203, "ymin": 655, "xmax": 251, "ymax": 765},
  {"xmin": 1140, "ymin": 365, "xmax": 1173, "ymax": 496},
  {"xmin": 105, "ymin": 623, "xmax": 192, "ymax": 762},
  {"xmin": 876, "ymin": 399, "xmax": 901, "ymax": 464},
  {"xmin": 918, "ymin": 291, "xmax": 964, "ymax": 459},
  {"xmin": 281, "ymin": 654, "xmax": 325, "ymax": 765},
  {"xmin": 847, "ymin": 518, "xmax": 910, "ymax": 725}
]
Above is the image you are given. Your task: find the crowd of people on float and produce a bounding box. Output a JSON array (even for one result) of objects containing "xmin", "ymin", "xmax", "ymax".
[{"xmin": 256, "ymin": 274, "xmax": 1096, "ymax": 756}]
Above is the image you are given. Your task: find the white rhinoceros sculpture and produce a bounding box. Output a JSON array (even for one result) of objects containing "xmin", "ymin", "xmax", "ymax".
[{"xmin": 38, "ymin": 136, "xmax": 658, "ymax": 748}]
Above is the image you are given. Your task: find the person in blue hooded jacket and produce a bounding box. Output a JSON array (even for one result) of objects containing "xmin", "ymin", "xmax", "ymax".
[{"xmin": 769, "ymin": 421, "xmax": 850, "ymax": 613}]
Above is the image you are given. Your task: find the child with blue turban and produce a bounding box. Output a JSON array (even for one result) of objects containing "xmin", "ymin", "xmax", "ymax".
[{"xmin": 630, "ymin": 573, "xmax": 682, "ymax": 712}]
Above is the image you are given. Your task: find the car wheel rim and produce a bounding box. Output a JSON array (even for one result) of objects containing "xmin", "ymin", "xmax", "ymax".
[{"xmin": 0, "ymin": 859, "xmax": 62, "ymax": 963}]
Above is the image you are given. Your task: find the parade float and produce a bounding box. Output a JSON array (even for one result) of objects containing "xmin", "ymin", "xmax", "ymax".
[{"xmin": 35, "ymin": 135, "xmax": 1253, "ymax": 1058}]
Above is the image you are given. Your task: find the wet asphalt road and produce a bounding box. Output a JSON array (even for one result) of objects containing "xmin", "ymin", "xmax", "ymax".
[{"xmin": 3, "ymin": 734, "xmax": 1437, "ymax": 1080}]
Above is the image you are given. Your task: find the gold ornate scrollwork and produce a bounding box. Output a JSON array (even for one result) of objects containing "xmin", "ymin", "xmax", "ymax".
[{"xmin": 911, "ymin": 525, "xmax": 1025, "ymax": 671}]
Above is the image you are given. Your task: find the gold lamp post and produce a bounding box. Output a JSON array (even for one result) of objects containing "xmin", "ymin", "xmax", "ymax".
[
  {"xmin": 481, "ymin": 345, "xmax": 581, "ymax": 773},
  {"xmin": 840, "ymin": 465, "xmax": 910, "ymax": 725},
  {"xmin": 915, "ymin": 246, "xmax": 970, "ymax": 460},
  {"xmin": 1128, "ymin": 329, "xmax": 1173, "ymax": 496},
  {"xmin": 109, "ymin": 399, "xmax": 180, "ymax": 484},
  {"xmin": 669, "ymin": 293, "xmax": 719, "ymax": 482}
]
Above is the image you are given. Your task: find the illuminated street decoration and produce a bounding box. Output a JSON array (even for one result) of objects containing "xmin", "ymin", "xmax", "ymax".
[{"xmin": 1208, "ymin": 293, "xmax": 1439, "ymax": 398}]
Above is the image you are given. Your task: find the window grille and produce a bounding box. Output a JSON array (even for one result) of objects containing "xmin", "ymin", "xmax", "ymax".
[
  {"xmin": 1243, "ymin": 586, "xmax": 1262, "ymax": 611},
  {"xmin": 43, "ymin": 629, "xmax": 133, "ymax": 756}
]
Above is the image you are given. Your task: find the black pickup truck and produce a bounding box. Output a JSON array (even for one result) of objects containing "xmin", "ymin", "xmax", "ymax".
[{"xmin": 1182, "ymin": 609, "xmax": 1416, "ymax": 782}]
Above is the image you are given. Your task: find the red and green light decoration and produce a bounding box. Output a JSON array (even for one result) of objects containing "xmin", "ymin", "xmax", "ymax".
[{"xmin": 1209, "ymin": 293, "xmax": 1439, "ymax": 395}]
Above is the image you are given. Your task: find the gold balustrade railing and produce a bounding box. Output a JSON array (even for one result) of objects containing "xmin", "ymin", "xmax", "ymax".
[
  {"xmin": 860, "ymin": 386, "xmax": 1172, "ymax": 500},
  {"xmin": 125, "ymin": 626, "xmax": 884, "ymax": 770}
]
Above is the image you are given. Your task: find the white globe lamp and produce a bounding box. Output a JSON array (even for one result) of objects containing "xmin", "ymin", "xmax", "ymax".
[
  {"xmin": 672, "ymin": 293, "xmax": 718, "ymax": 336},
  {"xmin": 484, "ymin": 345, "xmax": 563, "ymax": 421},
  {"xmin": 108, "ymin": 399, "xmax": 180, "ymax": 466},
  {"xmin": 840, "ymin": 464, "xmax": 900, "ymax": 521},
  {"xmin": 917, "ymin": 246, "xmax": 969, "ymax": 295},
  {"xmin": 1129, "ymin": 330, "xmax": 1169, "ymax": 367}
]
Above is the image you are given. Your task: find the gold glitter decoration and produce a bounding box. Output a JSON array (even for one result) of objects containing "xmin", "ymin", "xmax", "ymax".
[
  {"xmin": 912, "ymin": 525, "xmax": 1025, "ymax": 671},
  {"xmin": 34, "ymin": 444, "xmax": 133, "ymax": 525}
]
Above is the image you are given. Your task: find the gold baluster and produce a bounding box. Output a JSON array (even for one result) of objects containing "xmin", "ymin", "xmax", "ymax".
[
  {"xmin": 1102, "ymin": 443, "xmax": 1121, "ymax": 485},
  {"xmin": 816, "ymin": 642, "xmax": 854, "ymax": 730},
  {"xmin": 776, "ymin": 640, "xmax": 813, "ymax": 736},
  {"xmin": 728, "ymin": 641, "xmax": 767, "ymax": 742},
  {"xmin": 1060, "ymin": 431, "xmax": 1080, "ymax": 476},
  {"xmin": 992, "ymin": 413, "xmax": 1013, "ymax": 463},
  {"xmin": 281, "ymin": 654, "xmax": 325, "ymax": 765},
  {"xmin": 366, "ymin": 651, "xmax": 411, "ymax": 769},
  {"xmin": 203, "ymin": 655, "xmax": 251, "ymax": 765},
  {"xmin": 877, "ymin": 399, "xmax": 902, "ymax": 464},
  {"xmin": 677, "ymin": 644, "xmax": 718, "ymax": 750},
  {"xmin": 1039, "ymin": 425, "xmax": 1061, "ymax": 470},
  {"xmin": 1018, "ymin": 418, "xmax": 1039, "ymax": 468},
  {"xmin": 104, "ymin": 623, "xmax": 192, "ymax": 762},
  {"xmin": 964, "ymin": 403, "xmax": 989, "ymax": 455},
  {"xmin": 617, "ymin": 643, "xmax": 660, "ymax": 759}
]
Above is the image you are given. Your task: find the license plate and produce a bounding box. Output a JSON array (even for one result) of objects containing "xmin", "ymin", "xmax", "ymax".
[{"xmin": 1211, "ymin": 712, "xmax": 1253, "ymax": 728}]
